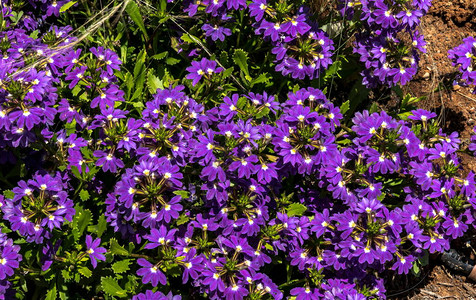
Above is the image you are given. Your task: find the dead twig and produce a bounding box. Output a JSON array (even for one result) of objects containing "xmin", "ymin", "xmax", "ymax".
[
  {"xmin": 437, "ymin": 282, "xmax": 454, "ymax": 287},
  {"xmin": 421, "ymin": 289, "xmax": 443, "ymax": 298},
  {"xmin": 456, "ymin": 91, "xmax": 476, "ymax": 103}
]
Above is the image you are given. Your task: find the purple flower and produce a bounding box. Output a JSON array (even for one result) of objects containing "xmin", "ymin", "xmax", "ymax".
[
  {"xmin": 0, "ymin": 241, "xmax": 21, "ymax": 280},
  {"xmin": 137, "ymin": 258, "xmax": 167, "ymax": 287},
  {"xmin": 85, "ymin": 235, "xmax": 106, "ymax": 269},
  {"xmin": 202, "ymin": 24, "xmax": 232, "ymax": 42},
  {"xmin": 186, "ymin": 58, "xmax": 223, "ymax": 86},
  {"xmin": 144, "ymin": 226, "xmax": 177, "ymax": 249},
  {"xmin": 93, "ymin": 150, "xmax": 124, "ymax": 173}
]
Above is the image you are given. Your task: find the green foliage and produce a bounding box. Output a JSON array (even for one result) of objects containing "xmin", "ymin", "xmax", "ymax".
[
  {"xmin": 110, "ymin": 239, "xmax": 130, "ymax": 256},
  {"xmin": 125, "ymin": 1, "xmax": 149, "ymax": 39},
  {"xmin": 286, "ymin": 203, "xmax": 307, "ymax": 217},
  {"xmin": 101, "ymin": 277, "xmax": 128, "ymax": 298},
  {"xmin": 72, "ymin": 207, "xmax": 92, "ymax": 241}
]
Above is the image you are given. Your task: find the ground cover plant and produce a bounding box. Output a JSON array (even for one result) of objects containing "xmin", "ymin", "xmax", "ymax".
[{"xmin": 1, "ymin": 0, "xmax": 476, "ymax": 299}]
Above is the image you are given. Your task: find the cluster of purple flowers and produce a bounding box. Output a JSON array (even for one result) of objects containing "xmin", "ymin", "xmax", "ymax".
[
  {"xmin": 77, "ymin": 81, "xmax": 475, "ymax": 298},
  {"xmin": 448, "ymin": 36, "xmax": 476, "ymax": 93},
  {"xmin": 342, "ymin": 0, "xmax": 432, "ymax": 87},
  {"xmin": 4, "ymin": 0, "xmax": 476, "ymax": 298},
  {"xmin": 0, "ymin": 230, "xmax": 21, "ymax": 297},
  {"xmin": 251, "ymin": 1, "xmax": 335, "ymax": 79},
  {"xmin": 2, "ymin": 173, "xmax": 75, "ymax": 244}
]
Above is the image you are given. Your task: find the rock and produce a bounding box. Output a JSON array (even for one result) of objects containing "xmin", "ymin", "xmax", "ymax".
[{"xmin": 423, "ymin": 72, "xmax": 430, "ymax": 79}]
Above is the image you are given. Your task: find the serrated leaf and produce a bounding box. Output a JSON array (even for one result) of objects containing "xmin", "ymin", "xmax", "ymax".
[
  {"xmin": 45, "ymin": 284, "xmax": 57, "ymax": 300},
  {"xmin": 59, "ymin": 1, "xmax": 77, "ymax": 13},
  {"xmin": 72, "ymin": 209, "xmax": 92, "ymax": 241},
  {"xmin": 250, "ymin": 72, "xmax": 270, "ymax": 87},
  {"xmin": 78, "ymin": 266, "xmax": 92, "ymax": 278},
  {"xmin": 125, "ymin": 1, "xmax": 148, "ymax": 39},
  {"xmin": 124, "ymin": 275, "xmax": 139, "ymax": 291},
  {"xmin": 176, "ymin": 214, "xmax": 189, "ymax": 226},
  {"xmin": 287, "ymin": 203, "xmax": 307, "ymax": 217},
  {"xmin": 340, "ymin": 100, "xmax": 350, "ymax": 115},
  {"xmin": 181, "ymin": 33, "xmax": 200, "ymax": 44},
  {"xmin": 233, "ymin": 49, "xmax": 250, "ymax": 78},
  {"xmin": 222, "ymin": 67, "xmax": 234, "ymax": 79},
  {"xmin": 61, "ymin": 269, "xmax": 72, "ymax": 281},
  {"xmin": 265, "ymin": 243, "xmax": 274, "ymax": 251},
  {"xmin": 133, "ymin": 49, "xmax": 147, "ymax": 79},
  {"xmin": 96, "ymin": 215, "xmax": 107, "ymax": 238},
  {"xmin": 256, "ymin": 107, "xmax": 270, "ymax": 119},
  {"xmin": 147, "ymin": 72, "xmax": 163, "ymax": 93},
  {"xmin": 398, "ymin": 112, "xmax": 412, "ymax": 120},
  {"xmin": 70, "ymin": 166, "xmax": 81, "ymax": 180},
  {"xmin": 151, "ymin": 51, "xmax": 168, "ymax": 60},
  {"xmin": 112, "ymin": 259, "xmax": 131, "ymax": 274},
  {"xmin": 411, "ymin": 261, "xmax": 420, "ymax": 276},
  {"xmin": 369, "ymin": 102, "xmax": 379, "ymax": 114},
  {"xmin": 165, "ymin": 57, "xmax": 180, "ymax": 65},
  {"xmin": 79, "ymin": 190, "xmax": 90, "ymax": 201},
  {"xmin": 101, "ymin": 277, "xmax": 127, "ymax": 298},
  {"xmin": 110, "ymin": 239, "xmax": 129, "ymax": 256},
  {"xmin": 173, "ymin": 190, "xmax": 189, "ymax": 198},
  {"xmin": 236, "ymin": 96, "xmax": 247, "ymax": 109},
  {"xmin": 3, "ymin": 190, "xmax": 14, "ymax": 199}
]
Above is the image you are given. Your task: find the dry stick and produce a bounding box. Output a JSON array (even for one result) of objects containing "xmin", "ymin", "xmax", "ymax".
[
  {"xmin": 421, "ymin": 289, "xmax": 443, "ymax": 298},
  {"xmin": 438, "ymin": 282, "xmax": 455, "ymax": 287},
  {"xmin": 456, "ymin": 91, "xmax": 476, "ymax": 103}
]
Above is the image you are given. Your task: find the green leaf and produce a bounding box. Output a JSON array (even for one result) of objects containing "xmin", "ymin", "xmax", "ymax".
[
  {"xmin": 411, "ymin": 261, "xmax": 421, "ymax": 276},
  {"xmin": 165, "ymin": 57, "xmax": 180, "ymax": 65},
  {"xmin": 133, "ymin": 49, "xmax": 147, "ymax": 79},
  {"xmin": 125, "ymin": 1, "xmax": 148, "ymax": 39},
  {"xmin": 287, "ymin": 203, "xmax": 307, "ymax": 217},
  {"xmin": 181, "ymin": 33, "xmax": 200, "ymax": 44},
  {"xmin": 265, "ymin": 243, "xmax": 274, "ymax": 251},
  {"xmin": 418, "ymin": 250, "xmax": 429, "ymax": 266},
  {"xmin": 70, "ymin": 166, "xmax": 81, "ymax": 180},
  {"xmin": 96, "ymin": 215, "xmax": 107, "ymax": 238},
  {"xmin": 72, "ymin": 209, "xmax": 92, "ymax": 241},
  {"xmin": 397, "ymin": 111, "xmax": 413, "ymax": 120},
  {"xmin": 78, "ymin": 266, "xmax": 92, "ymax": 278},
  {"xmin": 256, "ymin": 107, "xmax": 270, "ymax": 119},
  {"xmin": 176, "ymin": 214, "xmax": 189, "ymax": 226},
  {"xmin": 369, "ymin": 102, "xmax": 379, "ymax": 114},
  {"xmin": 222, "ymin": 67, "xmax": 234, "ymax": 79},
  {"xmin": 101, "ymin": 277, "xmax": 127, "ymax": 298},
  {"xmin": 250, "ymin": 73, "xmax": 271, "ymax": 87},
  {"xmin": 2, "ymin": 190, "xmax": 14, "ymax": 199},
  {"xmin": 45, "ymin": 284, "xmax": 57, "ymax": 300},
  {"xmin": 151, "ymin": 51, "xmax": 168, "ymax": 60},
  {"xmin": 233, "ymin": 49, "xmax": 250, "ymax": 78},
  {"xmin": 59, "ymin": 1, "xmax": 77, "ymax": 13},
  {"xmin": 110, "ymin": 239, "xmax": 129, "ymax": 256},
  {"xmin": 236, "ymin": 96, "xmax": 247, "ymax": 109},
  {"xmin": 340, "ymin": 100, "xmax": 350, "ymax": 115},
  {"xmin": 147, "ymin": 71, "xmax": 163, "ymax": 94},
  {"xmin": 79, "ymin": 189, "xmax": 90, "ymax": 201},
  {"xmin": 173, "ymin": 190, "xmax": 190, "ymax": 198},
  {"xmin": 112, "ymin": 259, "xmax": 132, "ymax": 274},
  {"xmin": 61, "ymin": 269, "xmax": 72, "ymax": 281}
]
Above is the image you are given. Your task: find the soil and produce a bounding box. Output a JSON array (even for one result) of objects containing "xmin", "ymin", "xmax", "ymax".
[{"xmin": 389, "ymin": 0, "xmax": 476, "ymax": 299}]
